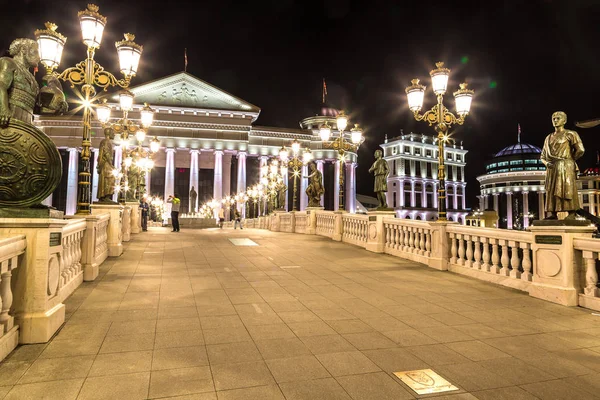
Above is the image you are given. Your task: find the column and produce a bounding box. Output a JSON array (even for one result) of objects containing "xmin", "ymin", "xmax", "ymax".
[
  {"xmin": 91, "ymin": 148, "xmax": 99, "ymax": 202},
  {"xmin": 590, "ymin": 192, "xmax": 596, "ymax": 216},
  {"xmin": 189, "ymin": 150, "xmax": 199, "ymax": 211},
  {"xmin": 478, "ymin": 195, "xmax": 484, "ymax": 210},
  {"xmin": 66, "ymin": 148, "xmax": 79, "ymax": 215},
  {"xmin": 400, "ymin": 179, "xmax": 405, "ymax": 207},
  {"xmin": 349, "ymin": 162, "xmax": 357, "ymax": 213},
  {"xmin": 222, "ymin": 153, "xmax": 232, "ymax": 198},
  {"xmin": 453, "ymin": 184, "xmax": 458, "ymax": 210},
  {"xmin": 258, "ymin": 156, "xmax": 268, "ymax": 216},
  {"xmin": 213, "ymin": 150, "xmax": 223, "ymax": 201},
  {"xmin": 164, "ymin": 148, "xmax": 175, "ymax": 201},
  {"xmin": 300, "ymin": 164, "xmax": 308, "ymax": 211},
  {"xmin": 494, "ymin": 193, "xmax": 499, "ymax": 213},
  {"xmin": 316, "ymin": 160, "xmax": 325, "ymax": 206},
  {"xmin": 112, "ymin": 146, "xmax": 122, "ymax": 202},
  {"xmin": 506, "ymin": 192, "xmax": 513, "ymax": 229},
  {"xmin": 421, "ymin": 182, "xmax": 427, "ymax": 208},
  {"xmin": 410, "ymin": 180, "xmax": 415, "ymax": 207},
  {"xmin": 523, "ymin": 191, "xmax": 530, "ymax": 228},
  {"xmin": 433, "ymin": 182, "xmax": 438, "ymax": 207},
  {"xmin": 334, "ymin": 160, "xmax": 340, "ymax": 210},
  {"xmin": 237, "ymin": 152, "xmax": 247, "ymax": 213},
  {"xmin": 145, "ymin": 167, "xmax": 151, "ymax": 196},
  {"xmin": 483, "ymin": 195, "xmax": 489, "ymax": 210},
  {"xmin": 538, "ymin": 192, "xmax": 544, "ymax": 219},
  {"xmin": 462, "ymin": 185, "xmax": 467, "ymax": 209}
]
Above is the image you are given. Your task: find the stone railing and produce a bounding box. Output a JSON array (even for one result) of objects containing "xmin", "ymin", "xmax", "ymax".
[
  {"xmin": 295, "ymin": 212, "xmax": 307, "ymax": 234},
  {"xmin": 573, "ymin": 237, "xmax": 600, "ymax": 310},
  {"xmin": 0, "ymin": 236, "xmax": 26, "ymax": 361},
  {"xmin": 447, "ymin": 225, "xmax": 533, "ymax": 291},
  {"xmin": 246, "ymin": 210, "xmax": 600, "ymax": 312},
  {"xmin": 316, "ymin": 211, "xmax": 336, "ymax": 238},
  {"xmin": 71, "ymin": 213, "xmax": 110, "ymax": 281},
  {"xmin": 59, "ymin": 219, "xmax": 86, "ymax": 297},
  {"xmin": 342, "ymin": 214, "xmax": 368, "ymax": 246}
]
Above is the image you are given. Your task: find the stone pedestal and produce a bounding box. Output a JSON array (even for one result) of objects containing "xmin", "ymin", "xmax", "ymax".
[
  {"xmin": 427, "ymin": 221, "xmax": 455, "ymax": 270},
  {"xmin": 126, "ymin": 202, "xmax": 141, "ymax": 234},
  {"xmin": 0, "ymin": 219, "xmax": 69, "ymax": 343},
  {"xmin": 306, "ymin": 207, "xmax": 323, "ymax": 235},
  {"xmin": 365, "ymin": 211, "xmax": 396, "ymax": 253},
  {"xmin": 333, "ymin": 211, "xmax": 345, "ymax": 242},
  {"xmin": 122, "ymin": 206, "xmax": 132, "ymax": 242},
  {"xmin": 529, "ymin": 224, "xmax": 596, "ymax": 306},
  {"xmin": 271, "ymin": 213, "xmax": 281, "ymax": 232},
  {"xmin": 91, "ymin": 204, "xmax": 123, "ymax": 257}
]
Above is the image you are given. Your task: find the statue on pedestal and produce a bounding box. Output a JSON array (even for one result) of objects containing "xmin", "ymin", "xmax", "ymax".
[
  {"xmin": 0, "ymin": 38, "xmax": 63, "ymax": 211},
  {"xmin": 96, "ymin": 128, "xmax": 116, "ymax": 203},
  {"xmin": 189, "ymin": 186, "xmax": 197, "ymax": 213},
  {"xmin": 368, "ymin": 149, "xmax": 390, "ymax": 209},
  {"xmin": 540, "ymin": 111, "xmax": 585, "ymax": 219},
  {"xmin": 275, "ymin": 181, "xmax": 287, "ymax": 210},
  {"xmin": 304, "ymin": 162, "xmax": 324, "ymax": 207}
]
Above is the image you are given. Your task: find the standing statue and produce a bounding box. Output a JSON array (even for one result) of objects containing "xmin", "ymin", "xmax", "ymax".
[
  {"xmin": 0, "ymin": 38, "xmax": 63, "ymax": 209},
  {"xmin": 368, "ymin": 149, "xmax": 390, "ymax": 209},
  {"xmin": 276, "ymin": 181, "xmax": 287, "ymax": 210},
  {"xmin": 189, "ymin": 186, "xmax": 197, "ymax": 213},
  {"xmin": 540, "ymin": 111, "xmax": 585, "ymax": 219},
  {"xmin": 96, "ymin": 128, "xmax": 116, "ymax": 203},
  {"xmin": 304, "ymin": 162, "xmax": 324, "ymax": 207},
  {"xmin": 127, "ymin": 164, "xmax": 141, "ymax": 201}
]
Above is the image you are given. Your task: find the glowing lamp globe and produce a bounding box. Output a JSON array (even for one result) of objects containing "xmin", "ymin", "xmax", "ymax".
[
  {"xmin": 150, "ymin": 137, "xmax": 160, "ymax": 153},
  {"xmin": 302, "ymin": 149, "xmax": 313, "ymax": 164},
  {"xmin": 78, "ymin": 4, "xmax": 106, "ymax": 48},
  {"xmin": 350, "ymin": 124, "xmax": 363, "ymax": 145},
  {"xmin": 35, "ymin": 22, "xmax": 66, "ymax": 71},
  {"xmin": 291, "ymin": 139, "xmax": 301, "ymax": 154},
  {"xmin": 279, "ymin": 147, "xmax": 289, "ymax": 162},
  {"xmin": 280, "ymin": 166, "xmax": 288, "ymax": 175},
  {"xmin": 429, "ymin": 62, "xmax": 450, "ymax": 95},
  {"xmin": 135, "ymin": 129, "xmax": 146, "ymax": 143},
  {"xmin": 336, "ymin": 111, "xmax": 348, "ymax": 131},
  {"xmin": 405, "ymin": 78, "xmax": 425, "ymax": 112},
  {"xmin": 140, "ymin": 103, "xmax": 154, "ymax": 128},
  {"xmin": 95, "ymin": 102, "xmax": 111, "ymax": 124},
  {"xmin": 119, "ymin": 90, "xmax": 134, "ymax": 112},
  {"xmin": 124, "ymin": 156, "xmax": 133, "ymax": 167},
  {"xmin": 453, "ymin": 83, "xmax": 474, "ymax": 117},
  {"xmin": 319, "ymin": 122, "xmax": 331, "ymax": 142},
  {"xmin": 115, "ymin": 33, "xmax": 142, "ymax": 77}
]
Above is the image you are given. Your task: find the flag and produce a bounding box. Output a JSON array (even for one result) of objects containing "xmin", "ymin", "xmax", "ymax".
[
  {"xmin": 184, "ymin": 48, "xmax": 188, "ymax": 72},
  {"xmin": 517, "ymin": 123, "xmax": 521, "ymax": 143},
  {"xmin": 322, "ymin": 78, "xmax": 327, "ymax": 103}
]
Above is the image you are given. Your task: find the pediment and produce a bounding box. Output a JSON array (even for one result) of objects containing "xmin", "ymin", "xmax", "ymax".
[{"xmin": 128, "ymin": 72, "xmax": 260, "ymax": 113}]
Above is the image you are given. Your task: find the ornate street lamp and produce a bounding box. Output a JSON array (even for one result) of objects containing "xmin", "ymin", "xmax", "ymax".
[
  {"xmin": 319, "ymin": 111, "xmax": 364, "ymax": 211},
  {"xmin": 279, "ymin": 140, "xmax": 313, "ymax": 211},
  {"xmin": 406, "ymin": 61, "xmax": 474, "ymax": 221},
  {"xmin": 34, "ymin": 4, "xmax": 150, "ymax": 214}
]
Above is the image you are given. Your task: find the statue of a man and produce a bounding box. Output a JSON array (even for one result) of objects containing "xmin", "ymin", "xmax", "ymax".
[
  {"xmin": 304, "ymin": 162, "xmax": 324, "ymax": 207},
  {"xmin": 276, "ymin": 181, "xmax": 287, "ymax": 210},
  {"xmin": 97, "ymin": 128, "xmax": 116, "ymax": 202},
  {"xmin": 189, "ymin": 186, "xmax": 197, "ymax": 213},
  {"xmin": 368, "ymin": 149, "xmax": 390, "ymax": 209},
  {"xmin": 540, "ymin": 111, "xmax": 585, "ymax": 219},
  {"xmin": 0, "ymin": 38, "xmax": 41, "ymax": 125}
]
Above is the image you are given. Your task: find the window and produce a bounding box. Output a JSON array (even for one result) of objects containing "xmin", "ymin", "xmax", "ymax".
[
  {"xmin": 393, "ymin": 160, "xmax": 397, "ymax": 175},
  {"xmin": 393, "ymin": 192, "xmax": 397, "ymax": 207},
  {"xmin": 487, "ymin": 163, "xmax": 497, "ymax": 169},
  {"xmin": 414, "ymin": 148, "xmax": 421, "ymax": 156},
  {"xmin": 446, "ymin": 153, "xmax": 453, "ymax": 160},
  {"xmin": 426, "ymin": 150, "xmax": 432, "ymax": 157},
  {"xmin": 510, "ymin": 160, "xmax": 523, "ymax": 165},
  {"xmin": 392, "ymin": 146, "xmax": 398, "ymax": 155},
  {"xmin": 393, "ymin": 182, "xmax": 397, "ymax": 187},
  {"xmin": 583, "ymin": 194, "xmax": 589, "ymax": 203},
  {"xmin": 498, "ymin": 161, "xmax": 509, "ymax": 167},
  {"xmin": 525, "ymin": 159, "xmax": 538, "ymax": 165},
  {"xmin": 415, "ymin": 162, "xmax": 421, "ymax": 177},
  {"xmin": 456, "ymin": 155, "xmax": 462, "ymax": 162},
  {"xmin": 511, "ymin": 167, "xmax": 524, "ymax": 171},
  {"xmin": 525, "ymin": 167, "xmax": 539, "ymax": 171},
  {"xmin": 497, "ymin": 168, "xmax": 509, "ymax": 173},
  {"xmin": 404, "ymin": 160, "xmax": 410, "ymax": 175}
]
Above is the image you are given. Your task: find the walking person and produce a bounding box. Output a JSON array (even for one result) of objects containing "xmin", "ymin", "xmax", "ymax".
[
  {"xmin": 140, "ymin": 198, "xmax": 149, "ymax": 231},
  {"xmin": 234, "ymin": 208, "xmax": 243, "ymax": 230},
  {"xmin": 218, "ymin": 207, "xmax": 225, "ymax": 229},
  {"xmin": 167, "ymin": 194, "xmax": 181, "ymax": 232}
]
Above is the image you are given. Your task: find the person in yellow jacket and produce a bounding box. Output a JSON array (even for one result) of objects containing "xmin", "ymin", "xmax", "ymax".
[{"xmin": 167, "ymin": 194, "xmax": 181, "ymax": 232}]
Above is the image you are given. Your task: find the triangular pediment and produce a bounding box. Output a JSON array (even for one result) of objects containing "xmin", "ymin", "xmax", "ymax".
[{"xmin": 128, "ymin": 72, "xmax": 260, "ymax": 113}]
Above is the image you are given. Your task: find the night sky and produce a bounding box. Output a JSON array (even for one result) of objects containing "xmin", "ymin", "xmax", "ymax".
[{"xmin": 2, "ymin": 0, "xmax": 599, "ymax": 208}]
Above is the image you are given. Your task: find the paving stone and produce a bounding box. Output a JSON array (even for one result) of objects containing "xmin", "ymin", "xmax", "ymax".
[
  {"xmin": 149, "ymin": 367, "xmax": 214, "ymax": 398},
  {"xmin": 4, "ymin": 379, "xmax": 84, "ymax": 400},
  {"xmin": 19, "ymin": 355, "xmax": 94, "ymax": 384},
  {"xmin": 279, "ymin": 378, "xmax": 352, "ymax": 400},
  {"xmin": 265, "ymin": 355, "xmax": 331, "ymax": 383},
  {"xmin": 336, "ymin": 372, "xmax": 414, "ymax": 400},
  {"xmin": 211, "ymin": 361, "xmax": 275, "ymax": 391},
  {"xmin": 78, "ymin": 372, "xmax": 150, "ymax": 400},
  {"xmin": 316, "ymin": 351, "xmax": 381, "ymax": 376},
  {"xmin": 216, "ymin": 385, "xmax": 285, "ymax": 400}
]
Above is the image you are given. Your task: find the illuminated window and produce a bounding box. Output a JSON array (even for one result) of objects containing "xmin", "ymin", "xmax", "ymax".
[
  {"xmin": 510, "ymin": 160, "xmax": 523, "ymax": 165},
  {"xmin": 498, "ymin": 161, "xmax": 509, "ymax": 167}
]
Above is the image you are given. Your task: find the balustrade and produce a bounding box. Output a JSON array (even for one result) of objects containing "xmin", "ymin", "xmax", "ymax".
[
  {"xmin": 0, "ymin": 235, "xmax": 25, "ymax": 361},
  {"xmin": 342, "ymin": 214, "xmax": 368, "ymax": 245}
]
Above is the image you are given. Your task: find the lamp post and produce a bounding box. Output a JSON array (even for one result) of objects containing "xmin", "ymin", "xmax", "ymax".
[
  {"xmin": 405, "ymin": 62, "xmax": 474, "ymax": 221},
  {"xmin": 279, "ymin": 140, "xmax": 313, "ymax": 211},
  {"xmin": 34, "ymin": 4, "xmax": 149, "ymax": 214},
  {"xmin": 319, "ymin": 112, "xmax": 364, "ymax": 211}
]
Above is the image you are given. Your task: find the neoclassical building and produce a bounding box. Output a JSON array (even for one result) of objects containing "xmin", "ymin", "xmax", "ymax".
[
  {"xmin": 477, "ymin": 141, "xmax": 599, "ymax": 229},
  {"xmin": 35, "ymin": 72, "xmax": 359, "ymax": 214},
  {"xmin": 380, "ymin": 132, "xmax": 469, "ymax": 223}
]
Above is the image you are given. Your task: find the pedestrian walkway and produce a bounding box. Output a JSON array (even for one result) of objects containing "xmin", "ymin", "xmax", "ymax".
[{"xmin": 1, "ymin": 227, "xmax": 600, "ymax": 399}]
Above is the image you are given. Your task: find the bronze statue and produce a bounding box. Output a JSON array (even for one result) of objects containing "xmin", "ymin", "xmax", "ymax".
[
  {"xmin": 540, "ymin": 111, "xmax": 585, "ymax": 219},
  {"xmin": 368, "ymin": 149, "xmax": 390, "ymax": 209},
  {"xmin": 96, "ymin": 128, "xmax": 116, "ymax": 202},
  {"xmin": 39, "ymin": 74, "xmax": 68, "ymax": 115},
  {"xmin": 127, "ymin": 164, "xmax": 141, "ymax": 201},
  {"xmin": 304, "ymin": 162, "xmax": 324, "ymax": 207},
  {"xmin": 275, "ymin": 181, "xmax": 287, "ymax": 210},
  {"xmin": 189, "ymin": 186, "xmax": 197, "ymax": 213},
  {"xmin": 0, "ymin": 38, "xmax": 62, "ymax": 209}
]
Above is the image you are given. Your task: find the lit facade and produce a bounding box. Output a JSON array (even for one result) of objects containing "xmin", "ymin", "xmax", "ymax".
[
  {"xmin": 36, "ymin": 72, "xmax": 359, "ymax": 215},
  {"xmin": 380, "ymin": 133, "xmax": 469, "ymax": 223}
]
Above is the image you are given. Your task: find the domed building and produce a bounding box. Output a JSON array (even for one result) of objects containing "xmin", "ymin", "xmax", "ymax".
[{"xmin": 476, "ymin": 140, "xmax": 546, "ymax": 229}]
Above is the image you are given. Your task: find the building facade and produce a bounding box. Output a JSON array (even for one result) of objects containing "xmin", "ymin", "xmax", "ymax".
[
  {"xmin": 477, "ymin": 141, "xmax": 599, "ymax": 230},
  {"xmin": 380, "ymin": 132, "xmax": 469, "ymax": 223},
  {"xmin": 36, "ymin": 72, "xmax": 359, "ymax": 215}
]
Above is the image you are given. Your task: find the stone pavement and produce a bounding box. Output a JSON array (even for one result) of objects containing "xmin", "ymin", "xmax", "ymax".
[{"xmin": 1, "ymin": 227, "xmax": 600, "ymax": 400}]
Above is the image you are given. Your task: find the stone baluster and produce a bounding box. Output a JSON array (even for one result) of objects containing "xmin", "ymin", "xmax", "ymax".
[
  {"xmin": 403, "ymin": 226, "xmax": 409, "ymax": 251},
  {"xmin": 473, "ymin": 237, "xmax": 482, "ymax": 269},
  {"xmin": 395, "ymin": 226, "xmax": 401, "ymax": 250},
  {"xmin": 457, "ymin": 234, "xmax": 465, "ymax": 266},
  {"xmin": 521, "ymin": 243, "xmax": 532, "ymax": 281},
  {"xmin": 425, "ymin": 231, "xmax": 431, "ymax": 256},
  {"xmin": 583, "ymin": 251, "xmax": 599, "ymax": 296},
  {"xmin": 500, "ymin": 240, "xmax": 510, "ymax": 276},
  {"xmin": 450, "ymin": 233, "xmax": 457, "ymax": 264},
  {"xmin": 509, "ymin": 241, "xmax": 521, "ymax": 279},
  {"xmin": 409, "ymin": 228, "xmax": 415, "ymax": 252},
  {"xmin": 0, "ymin": 265, "xmax": 15, "ymax": 333},
  {"xmin": 491, "ymin": 238, "xmax": 500, "ymax": 273},
  {"xmin": 465, "ymin": 235, "xmax": 473, "ymax": 268},
  {"xmin": 419, "ymin": 229, "xmax": 425, "ymax": 255},
  {"xmin": 481, "ymin": 237, "xmax": 491, "ymax": 272}
]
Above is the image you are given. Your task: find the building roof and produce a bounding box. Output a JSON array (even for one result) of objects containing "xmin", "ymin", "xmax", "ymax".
[{"xmin": 494, "ymin": 143, "xmax": 542, "ymax": 158}]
